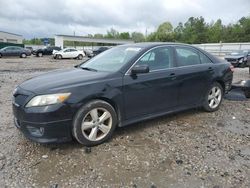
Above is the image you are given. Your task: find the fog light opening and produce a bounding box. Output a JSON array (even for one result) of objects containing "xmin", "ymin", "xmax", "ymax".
[{"xmin": 27, "ymin": 126, "xmax": 44, "ymax": 137}]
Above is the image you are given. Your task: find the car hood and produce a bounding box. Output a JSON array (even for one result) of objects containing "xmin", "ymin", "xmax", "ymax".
[
  {"xmin": 225, "ymin": 55, "xmax": 244, "ymax": 59},
  {"xmin": 19, "ymin": 68, "xmax": 110, "ymax": 94}
]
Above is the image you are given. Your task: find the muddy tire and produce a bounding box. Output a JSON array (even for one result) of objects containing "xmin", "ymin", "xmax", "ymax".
[{"xmin": 73, "ymin": 100, "xmax": 117, "ymax": 146}]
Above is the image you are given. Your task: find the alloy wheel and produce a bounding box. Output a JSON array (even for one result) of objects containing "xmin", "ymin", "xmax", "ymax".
[
  {"xmin": 208, "ymin": 86, "xmax": 222, "ymax": 109},
  {"xmin": 81, "ymin": 108, "xmax": 112, "ymax": 141}
]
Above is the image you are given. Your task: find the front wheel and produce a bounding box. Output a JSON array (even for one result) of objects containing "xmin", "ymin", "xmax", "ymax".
[
  {"xmin": 0, "ymin": 53, "xmax": 2, "ymax": 58},
  {"xmin": 56, "ymin": 54, "xmax": 62, "ymax": 59},
  {"xmin": 203, "ymin": 82, "xmax": 223, "ymax": 112},
  {"xmin": 78, "ymin": 54, "xmax": 83, "ymax": 60},
  {"xmin": 73, "ymin": 100, "xmax": 117, "ymax": 146}
]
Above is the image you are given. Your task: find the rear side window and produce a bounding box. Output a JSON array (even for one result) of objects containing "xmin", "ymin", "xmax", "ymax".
[
  {"xmin": 136, "ymin": 47, "xmax": 174, "ymax": 71},
  {"xmin": 199, "ymin": 52, "xmax": 212, "ymax": 64},
  {"xmin": 176, "ymin": 47, "xmax": 201, "ymax": 67}
]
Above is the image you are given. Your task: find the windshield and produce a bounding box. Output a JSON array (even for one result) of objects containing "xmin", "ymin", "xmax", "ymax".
[{"xmin": 80, "ymin": 46, "xmax": 142, "ymax": 72}]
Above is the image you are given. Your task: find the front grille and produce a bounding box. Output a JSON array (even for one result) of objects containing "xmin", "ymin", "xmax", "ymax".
[{"xmin": 14, "ymin": 94, "xmax": 28, "ymax": 106}]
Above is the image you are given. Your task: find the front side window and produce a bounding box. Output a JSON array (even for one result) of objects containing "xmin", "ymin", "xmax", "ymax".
[
  {"xmin": 136, "ymin": 47, "xmax": 174, "ymax": 71},
  {"xmin": 176, "ymin": 47, "xmax": 201, "ymax": 67}
]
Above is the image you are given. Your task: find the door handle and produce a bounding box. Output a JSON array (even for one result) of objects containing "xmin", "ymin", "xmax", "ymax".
[
  {"xmin": 208, "ymin": 67, "xmax": 214, "ymax": 72},
  {"xmin": 169, "ymin": 73, "xmax": 176, "ymax": 80}
]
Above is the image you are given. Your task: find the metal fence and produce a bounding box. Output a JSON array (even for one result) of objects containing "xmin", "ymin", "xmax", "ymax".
[
  {"xmin": 25, "ymin": 42, "xmax": 250, "ymax": 57},
  {"xmin": 193, "ymin": 42, "xmax": 250, "ymax": 56}
]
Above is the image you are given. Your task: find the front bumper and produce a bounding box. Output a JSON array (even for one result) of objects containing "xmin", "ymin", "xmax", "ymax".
[
  {"xmin": 13, "ymin": 116, "xmax": 72, "ymax": 143},
  {"xmin": 12, "ymin": 88, "xmax": 74, "ymax": 143}
]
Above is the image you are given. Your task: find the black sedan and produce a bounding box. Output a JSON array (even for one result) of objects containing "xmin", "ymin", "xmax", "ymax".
[
  {"xmin": 33, "ymin": 46, "xmax": 61, "ymax": 57},
  {"xmin": 12, "ymin": 43, "xmax": 233, "ymax": 146},
  {"xmin": 0, "ymin": 46, "xmax": 31, "ymax": 58}
]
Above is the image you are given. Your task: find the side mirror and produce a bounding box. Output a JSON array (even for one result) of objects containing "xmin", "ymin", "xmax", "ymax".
[{"xmin": 131, "ymin": 65, "xmax": 149, "ymax": 75}]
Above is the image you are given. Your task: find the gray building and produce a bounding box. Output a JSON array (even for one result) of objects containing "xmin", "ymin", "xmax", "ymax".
[{"xmin": 0, "ymin": 31, "xmax": 23, "ymax": 44}]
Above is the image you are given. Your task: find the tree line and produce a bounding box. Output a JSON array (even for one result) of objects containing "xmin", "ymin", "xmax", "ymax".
[{"xmin": 24, "ymin": 16, "xmax": 250, "ymax": 45}]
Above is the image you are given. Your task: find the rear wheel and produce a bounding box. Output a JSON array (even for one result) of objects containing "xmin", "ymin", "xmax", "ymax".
[
  {"xmin": 78, "ymin": 54, "xmax": 83, "ymax": 60},
  {"xmin": 20, "ymin": 53, "xmax": 27, "ymax": 58},
  {"xmin": 244, "ymin": 90, "xmax": 250, "ymax": 98},
  {"xmin": 38, "ymin": 52, "xmax": 43, "ymax": 57},
  {"xmin": 73, "ymin": 100, "xmax": 117, "ymax": 146},
  {"xmin": 203, "ymin": 82, "xmax": 223, "ymax": 112},
  {"xmin": 0, "ymin": 53, "xmax": 2, "ymax": 58}
]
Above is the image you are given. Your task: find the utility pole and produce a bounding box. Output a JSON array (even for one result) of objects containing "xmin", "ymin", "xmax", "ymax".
[{"xmin": 73, "ymin": 31, "xmax": 76, "ymax": 48}]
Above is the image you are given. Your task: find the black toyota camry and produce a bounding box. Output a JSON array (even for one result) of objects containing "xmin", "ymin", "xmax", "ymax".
[{"xmin": 12, "ymin": 43, "xmax": 233, "ymax": 146}]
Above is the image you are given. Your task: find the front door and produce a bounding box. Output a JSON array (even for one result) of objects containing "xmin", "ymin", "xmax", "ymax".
[{"xmin": 123, "ymin": 46, "xmax": 179, "ymax": 120}]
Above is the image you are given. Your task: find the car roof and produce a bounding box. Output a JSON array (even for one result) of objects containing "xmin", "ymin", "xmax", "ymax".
[{"xmin": 120, "ymin": 42, "xmax": 194, "ymax": 49}]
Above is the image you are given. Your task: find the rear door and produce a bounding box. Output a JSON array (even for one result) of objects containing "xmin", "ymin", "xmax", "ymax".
[
  {"xmin": 69, "ymin": 49, "xmax": 78, "ymax": 58},
  {"xmin": 123, "ymin": 46, "xmax": 179, "ymax": 120},
  {"xmin": 174, "ymin": 46, "xmax": 214, "ymax": 106},
  {"xmin": 4, "ymin": 47, "xmax": 15, "ymax": 56},
  {"xmin": 13, "ymin": 47, "xmax": 21, "ymax": 56},
  {"xmin": 62, "ymin": 49, "xmax": 71, "ymax": 58}
]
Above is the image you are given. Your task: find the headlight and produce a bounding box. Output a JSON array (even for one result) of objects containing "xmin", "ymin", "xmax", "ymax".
[
  {"xmin": 26, "ymin": 93, "xmax": 71, "ymax": 107},
  {"xmin": 239, "ymin": 58, "xmax": 243, "ymax": 63}
]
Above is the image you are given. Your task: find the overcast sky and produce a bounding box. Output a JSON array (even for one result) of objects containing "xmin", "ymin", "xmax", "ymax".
[{"xmin": 0, "ymin": 0, "xmax": 249, "ymax": 39}]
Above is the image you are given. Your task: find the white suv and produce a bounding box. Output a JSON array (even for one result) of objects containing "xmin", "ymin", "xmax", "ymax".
[{"xmin": 53, "ymin": 48, "xmax": 85, "ymax": 60}]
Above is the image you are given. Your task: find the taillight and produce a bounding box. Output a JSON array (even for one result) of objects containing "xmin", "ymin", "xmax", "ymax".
[{"xmin": 230, "ymin": 65, "xmax": 234, "ymax": 72}]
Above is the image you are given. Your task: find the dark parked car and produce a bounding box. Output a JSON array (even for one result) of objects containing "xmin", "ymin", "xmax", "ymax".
[
  {"xmin": 0, "ymin": 46, "xmax": 31, "ymax": 58},
  {"xmin": 93, "ymin": 46, "xmax": 109, "ymax": 56},
  {"xmin": 85, "ymin": 46, "xmax": 110, "ymax": 58},
  {"xmin": 25, "ymin": 47, "xmax": 34, "ymax": 54},
  {"xmin": 33, "ymin": 46, "xmax": 61, "ymax": 57},
  {"xmin": 12, "ymin": 43, "xmax": 233, "ymax": 146},
  {"xmin": 224, "ymin": 50, "xmax": 250, "ymax": 68}
]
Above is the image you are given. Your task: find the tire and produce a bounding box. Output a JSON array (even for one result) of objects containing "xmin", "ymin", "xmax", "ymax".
[
  {"xmin": 203, "ymin": 82, "xmax": 223, "ymax": 112},
  {"xmin": 0, "ymin": 53, "xmax": 2, "ymax": 58},
  {"xmin": 20, "ymin": 53, "xmax": 27, "ymax": 58},
  {"xmin": 78, "ymin": 54, "xmax": 83, "ymax": 60},
  {"xmin": 244, "ymin": 90, "xmax": 250, "ymax": 98},
  {"xmin": 57, "ymin": 54, "xmax": 62, "ymax": 59},
  {"xmin": 73, "ymin": 100, "xmax": 117, "ymax": 146},
  {"xmin": 38, "ymin": 52, "xmax": 43, "ymax": 57}
]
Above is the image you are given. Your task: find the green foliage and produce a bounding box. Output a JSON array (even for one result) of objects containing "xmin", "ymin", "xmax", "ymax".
[
  {"xmin": 131, "ymin": 32, "xmax": 145, "ymax": 42},
  {"xmin": 119, "ymin": 32, "xmax": 130, "ymax": 39},
  {"xmin": 24, "ymin": 16, "xmax": 250, "ymax": 45}
]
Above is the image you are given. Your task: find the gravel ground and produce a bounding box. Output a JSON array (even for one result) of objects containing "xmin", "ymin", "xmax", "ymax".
[{"xmin": 0, "ymin": 56, "xmax": 249, "ymax": 188}]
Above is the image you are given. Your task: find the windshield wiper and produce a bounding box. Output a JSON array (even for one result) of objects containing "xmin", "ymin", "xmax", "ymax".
[{"xmin": 79, "ymin": 67, "xmax": 98, "ymax": 72}]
